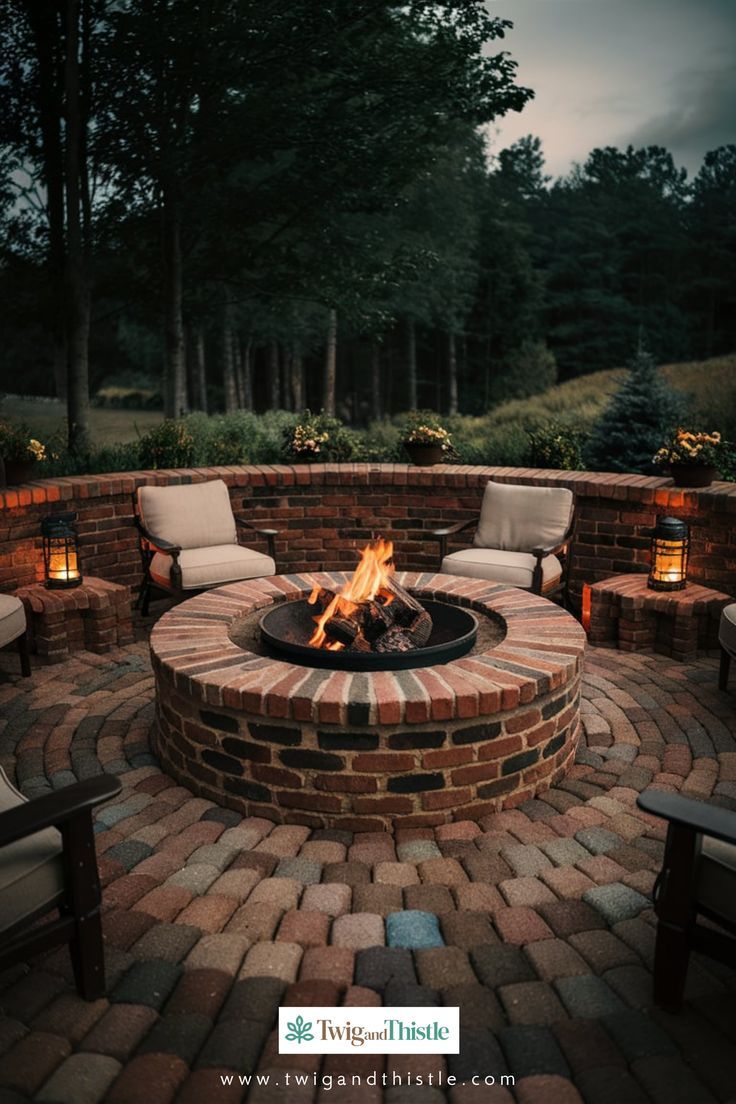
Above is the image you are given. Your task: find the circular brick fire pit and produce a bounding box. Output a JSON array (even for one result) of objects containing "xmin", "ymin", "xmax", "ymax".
[{"xmin": 150, "ymin": 572, "xmax": 586, "ymax": 831}]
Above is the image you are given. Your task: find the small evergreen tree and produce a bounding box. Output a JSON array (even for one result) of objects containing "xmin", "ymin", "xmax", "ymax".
[{"xmin": 584, "ymin": 347, "xmax": 685, "ymax": 473}]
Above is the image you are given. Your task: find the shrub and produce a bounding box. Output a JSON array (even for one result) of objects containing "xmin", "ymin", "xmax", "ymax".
[
  {"xmin": 0, "ymin": 420, "xmax": 47, "ymax": 461},
  {"xmin": 527, "ymin": 422, "xmax": 586, "ymax": 470},
  {"xmin": 138, "ymin": 419, "xmax": 195, "ymax": 469},
  {"xmin": 584, "ymin": 347, "xmax": 685, "ymax": 474},
  {"xmin": 488, "ymin": 340, "xmax": 557, "ymax": 404}
]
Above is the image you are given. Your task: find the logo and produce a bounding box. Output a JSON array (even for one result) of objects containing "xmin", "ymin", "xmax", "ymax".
[
  {"xmin": 284, "ymin": 1015, "xmax": 314, "ymax": 1044},
  {"xmin": 279, "ymin": 1006, "xmax": 460, "ymax": 1054}
]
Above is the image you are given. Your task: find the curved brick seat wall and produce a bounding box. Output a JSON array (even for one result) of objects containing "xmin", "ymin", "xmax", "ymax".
[
  {"xmin": 1, "ymin": 464, "xmax": 734, "ymax": 605},
  {"xmin": 150, "ymin": 572, "xmax": 587, "ymax": 831}
]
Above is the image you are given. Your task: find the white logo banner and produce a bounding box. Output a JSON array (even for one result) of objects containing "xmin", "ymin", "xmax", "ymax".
[{"xmin": 278, "ymin": 1006, "xmax": 460, "ymax": 1054}]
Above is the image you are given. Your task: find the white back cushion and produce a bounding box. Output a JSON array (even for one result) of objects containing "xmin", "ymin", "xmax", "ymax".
[
  {"xmin": 474, "ymin": 481, "xmax": 573, "ymax": 552},
  {"xmin": 138, "ymin": 479, "xmax": 237, "ymax": 550}
]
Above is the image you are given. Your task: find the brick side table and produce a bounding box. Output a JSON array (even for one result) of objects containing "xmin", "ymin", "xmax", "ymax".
[
  {"xmin": 586, "ymin": 574, "xmax": 731, "ymax": 662},
  {"xmin": 13, "ymin": 577, "xmax": 134, "ymax": 663}
]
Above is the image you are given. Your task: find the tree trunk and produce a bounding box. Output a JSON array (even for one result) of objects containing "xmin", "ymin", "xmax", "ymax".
[
  {"xmin": 63, "ymin": 0, "xmax": 91, "ymax": 453},
  {"xmin": 233, "ymin": 330, "xmax": 244, "ymax": 407},
  {"xmin": 280, "ymin": 344, "xmax": 291, "ymax": 410},
  {"xmin": 242, "ymin": 338, "xmax": 253, "ymax": 410},
  {"xmin": 447, "ymin": 330, "xmax": 458, "ymax": 415},
  {"xmin": 406, "ymin": 317, "xmax": 417, "ymax": 410},
  {"xmin": 370, "ymin": 340, "xmax": 381, "ymax": 420},
  {"xmin": 194, "ymin": 327, "xmax": 207, "ymax": 412},
  {"xmin": 162, "ymin": 197, "xmax": 187, "ymax": 418},
  {"xmin": 290, "ymin": 344, "xmax": 304, "ymax": 410},
  {"xmin": 268, "ymin": 339, "xmax": 280, "ymax": 409},
  {"xmin": 222, "ymin": 304, "xmax": 238, "ymax": 413},
  {"xmin": 323, "ymin": 307, "xmax": 337, "ymax": 416},
  {"xmin": 26, "ymin": 2, "xmax": 67, "ymax": 401}
]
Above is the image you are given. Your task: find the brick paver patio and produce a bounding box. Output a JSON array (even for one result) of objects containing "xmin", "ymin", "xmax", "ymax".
[{"xmin": 1, "ymin": 638, "xmax": 735, "ymax": 1103}]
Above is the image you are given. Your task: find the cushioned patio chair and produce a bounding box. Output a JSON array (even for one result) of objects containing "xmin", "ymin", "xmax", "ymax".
[
  {"xmin": 0, "ymin": 594, "xmax": 31, "ymax": 677},
  {"xmin": 719, "ymin": 603, "xmax": 736, "ymax": 691},
  {"xmin": 133, "ymin": 479, "xmax": 278, "ymax": 614},
  {"xmin": 637, "ymin": 788, "xmax": 736, "ymax": 1012},
  {"xmin": 431, "ymin": 481, "xmax": 575, "ymax": 599},
  {"xmin": 0, "ymin": 768, "xmax": 121, "ymax": 1000}
]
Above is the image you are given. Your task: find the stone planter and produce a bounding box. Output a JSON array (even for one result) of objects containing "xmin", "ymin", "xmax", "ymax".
[
  {"xmin": 404, "ymin": 443, "xmax": 445, "ymax": 466},
  {"xmin": 670, "ymin": 463, "xmax": 719, "ymax": 488}
]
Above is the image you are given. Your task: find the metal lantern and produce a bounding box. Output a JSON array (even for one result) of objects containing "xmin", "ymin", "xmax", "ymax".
[
  {"xmin": 648, "ymin": 516, "xmax": 689, "ymax": 591},
  {"xmin": 41, "ymin": 513, "xmax": 82, "ymax": 589}
]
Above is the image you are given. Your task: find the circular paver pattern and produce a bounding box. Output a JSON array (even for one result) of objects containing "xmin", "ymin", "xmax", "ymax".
[{"xmin": 0, "ymin": 639, "xmax": 735, "ymax": 1103}]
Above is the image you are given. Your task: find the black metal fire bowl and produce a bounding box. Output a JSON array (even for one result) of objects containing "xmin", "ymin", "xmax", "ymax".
[{"xmin": 260, "ymin": 598, "xmax": 478, "ymax": 671}]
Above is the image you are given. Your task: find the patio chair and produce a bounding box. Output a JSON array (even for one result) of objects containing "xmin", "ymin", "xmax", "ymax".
[
  {"xmin": 431, "ymin": 481, "xmax": 575, "ymax": 599},
  {"xmin": 133, "ymin": 479, "xmax": 278, "ymax": 614},
  {"xmin": 637, "ymin": 788, "xmax": 736, "ymax": 1012},
  {"xmin": 0, "ymin": 768, "xmax": 121, "ymax": 1000},
  {"xmin": 718, "ymin": 603, "xmax": 735, "ymax": 691},
  {"xmin": 0, "ymin": 594, "xmax": 31, "ymax": 677}
]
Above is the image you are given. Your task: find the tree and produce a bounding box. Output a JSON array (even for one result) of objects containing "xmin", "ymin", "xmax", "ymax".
[
  {"xmin": 1, "ymin": 0, "xmax": 96, "ymax": 450},
  {"xmin": 585, "ymin": 345, "xmax": 685, "ymax": 474},
  {"xmin": 687, "ymin": 145, "xmax": 736, "ymax": 357}
]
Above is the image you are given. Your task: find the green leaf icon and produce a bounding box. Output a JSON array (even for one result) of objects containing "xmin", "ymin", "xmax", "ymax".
[{"xmin": 285, "ymin": 1014, "xmax": 314, "ymax": 1043}]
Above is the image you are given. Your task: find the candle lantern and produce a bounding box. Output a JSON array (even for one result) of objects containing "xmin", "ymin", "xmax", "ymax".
[
  {"xmin": 648, "ymin": 516, "xmax": 688, "ymax": 591},
  {"xmin": 42, "ymin": 513, "xmax": 82, "ymax": 589}
]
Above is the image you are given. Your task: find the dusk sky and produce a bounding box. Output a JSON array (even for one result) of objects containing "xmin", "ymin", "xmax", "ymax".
[{"xmin": 485, "ymin": 0, "xmax": 736, "ymax": 180}]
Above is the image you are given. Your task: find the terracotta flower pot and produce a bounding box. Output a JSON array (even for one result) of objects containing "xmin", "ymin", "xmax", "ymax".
[
  {"xmin": 3, "ymin": 459, "xmax": 37, "ymax": 485},
  {"xmin": 404, "ymin": 443, "xmax": 445, "ymax": 466},
  {"xmin": 669, "ymin": 463, "xmax": 719, "ymax": 488}
]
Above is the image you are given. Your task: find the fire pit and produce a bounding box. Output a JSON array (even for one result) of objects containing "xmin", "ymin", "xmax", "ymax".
[
  {"xmin": 260, "ymin": 540, "xmax": 477, "ymax": 670},
  {"xmin": 150, "ymin": 566, "xmax": 587, "ymax": 831}
]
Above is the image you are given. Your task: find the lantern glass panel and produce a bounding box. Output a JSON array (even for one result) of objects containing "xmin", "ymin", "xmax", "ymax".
[
  {"xmin": 648, "ymin": 517, "xmax": 688, "ymax": 591},
  {"xmin": 42, "ymin": 514, "xmax": 82, "ymax": 589}
]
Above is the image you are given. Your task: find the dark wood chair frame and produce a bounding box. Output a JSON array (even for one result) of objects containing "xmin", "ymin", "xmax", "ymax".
[
  {"xmin": 132, "ymin": 491, "xmax": 279, "ymax": 615},
  {"xmin": 3, "ymin": 628, "xmax": 31, "ymax": 677},
  {"xmin": 430, "ymin": 498, "xmax": 576, "ymax": 603},
  {"xmin": 0, "ymin": 773, "xmax": 122, "ymax": 1000},
  {"xmin": 637, "ymin": 788, "xmax": 736, "ymax": 1012},
  {"xmin": 720, "ymin": 640, "xmax": 734, "ymax": 692}
]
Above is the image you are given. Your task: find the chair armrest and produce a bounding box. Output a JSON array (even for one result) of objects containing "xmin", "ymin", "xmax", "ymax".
[
  {"xmin": 236, "ymin": 517, "xmax": 278, "ymax": 562},
  {"xmin": 431, "ymin": 518, "xmax": 477, "ymax": 539},
  {"xmin": 637, "ymin": 789, "xmax": 736, "ymax": 847},
  {"xmin": 134, "ymin": 517, "xmax": 182, "ymax": 556},
  {"xmin": 532, "ymin": 522, "xmax": 576, "ymax": 559},
  {"xmin": 0, "ymin": 775, "xmax": 122, "ymax": 848}
]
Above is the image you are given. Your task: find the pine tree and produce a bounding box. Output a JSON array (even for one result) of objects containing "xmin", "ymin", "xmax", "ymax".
[{"xmin": 584, "ymin": 346, "xmax": 685, "ymax": 474}]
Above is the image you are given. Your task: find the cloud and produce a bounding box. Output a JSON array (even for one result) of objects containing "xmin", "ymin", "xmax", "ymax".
[{"xmin": 623, "ymin": 63, "xmax": 736, "ymax": 166}]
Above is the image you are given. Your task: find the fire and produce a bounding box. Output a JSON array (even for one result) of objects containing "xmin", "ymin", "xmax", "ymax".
[{"xmin": 308, "ymin": 539, "xmax": 395, "ymax": 650}]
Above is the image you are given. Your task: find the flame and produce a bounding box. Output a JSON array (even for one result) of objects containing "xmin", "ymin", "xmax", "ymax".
[{"xmin": 308, "ymin": 538, "xmax": 395, "ymax": 649}]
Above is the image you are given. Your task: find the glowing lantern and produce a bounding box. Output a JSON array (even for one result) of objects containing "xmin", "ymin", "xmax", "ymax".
[
  {"xmin": 42, "ymin": 513, "xmax": 82, "ymax": 589},
  {"xmin": 648, "ymin": 516, "xmax": 688, "ymax": 592}
]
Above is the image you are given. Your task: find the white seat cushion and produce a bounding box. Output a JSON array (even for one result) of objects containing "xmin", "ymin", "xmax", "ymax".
[
  {"xmin": 474, "ymin": 481, "xmax": 573, "ymax": 552},
  {"xmin": 0, "ymin": 595, "xmax": 26, "ymax": 648},
  {"xmin": 719, "ymin": 604, "xmax": 736, "ymax": 656},
  {"xmin": 441, "ymin": 548, "xmax": 563, "ymax": 592},
  {"xmin": 150, "ymin": 545, "xmax": 276, "ymax": 591},
  {"xmin": 698, "ymin": 835, "xmax": 736, "ymax": 926},
  {"xmin": 138, "ymin": 479, "xmax": 237, "ymax": 550},
  {"xmin": 0, "ymin": 767, "xmax": 64, "ymax": 934}
]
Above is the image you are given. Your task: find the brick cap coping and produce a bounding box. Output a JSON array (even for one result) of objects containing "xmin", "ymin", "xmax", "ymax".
[
  {"xmin": 149, "ymin": 571, "xmax": 587, "ymax": 726},
  {"xmin": 588, "ymin": 573, "xmax": 732, "ymax": 614},
  {"xmin": 13, "ymin": 575, "xmax": 129, "ymax": 613},
  {"xmin": 2, "ymin": 462, "xmax": 735, "ymax": 511}
]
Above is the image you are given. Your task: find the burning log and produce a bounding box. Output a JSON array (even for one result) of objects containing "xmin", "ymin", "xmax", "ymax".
[{"xmin": 307, "ymin": 539, "xmax": 433, "ymax": 655}]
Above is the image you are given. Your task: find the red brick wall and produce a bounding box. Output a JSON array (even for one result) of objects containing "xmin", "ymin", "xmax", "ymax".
[{"xmin": 2, "ymin": 465, "xmax": 735, "ymax": 603}]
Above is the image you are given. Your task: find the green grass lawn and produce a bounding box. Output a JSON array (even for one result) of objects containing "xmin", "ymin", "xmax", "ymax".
[{"xmin": 0, "ymin": 396, "xmax": 163, "ymax": 445}]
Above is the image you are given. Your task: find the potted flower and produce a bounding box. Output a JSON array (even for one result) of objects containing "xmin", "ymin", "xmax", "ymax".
[
  {"xmin": 653, "ymin": 428, "xmax": 725, "ymax": 488},
  {"xmin": 401, "ymin": 412, "xmax": 455, "ymax": 466},
  {"xmin": 283, "ymin": 413, "xmax": 330, "ymax": 463},
  {"xmin": 0, "ymin": 421, "xmax": 47, "ymax": 485}
]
